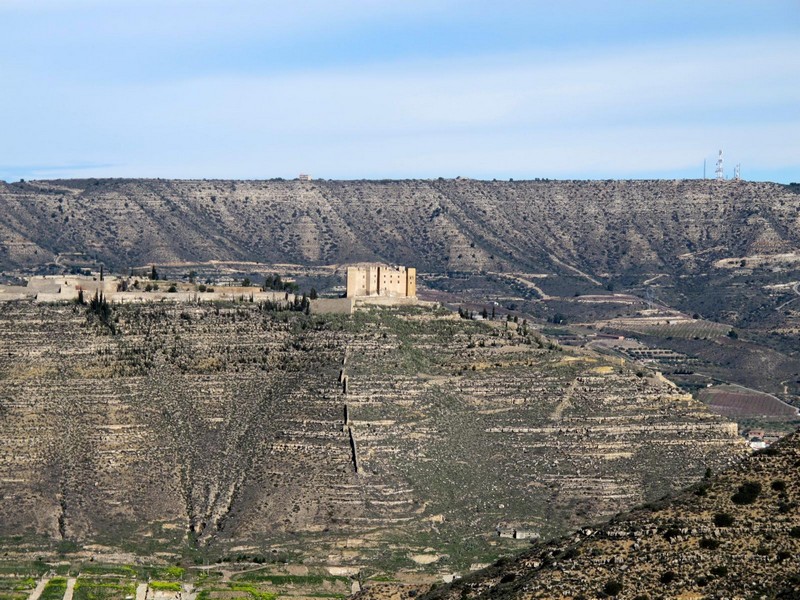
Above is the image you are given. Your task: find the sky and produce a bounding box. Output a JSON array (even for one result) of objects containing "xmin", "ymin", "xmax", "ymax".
[{"xmin": 1, "ymin": 0, "xmax": 799, "ymax": 182}]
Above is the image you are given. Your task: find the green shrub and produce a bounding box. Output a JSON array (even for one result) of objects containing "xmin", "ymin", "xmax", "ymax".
[
  {"xmin": 789, "ymin": 526, "xmax": 800, "ymax": 538},
  {"xmin": 710, "ymin": 565, "xmax": 728, "ymax": 577},
  {"xmin": 714, "ymin": 513, "xmax": 735, "ymax": 527},
  {"xmin": 694, "ymin": 482, "xmax": 710, "ymax": 497},
  {"xmin": 159, "ymin": 567, "xmax": 184, "ymax": 580},
  {"xmin": 9, "ymin": 579, "xmax": 36, "ymax": 591},
  {"xmin": 771, "ymin": 480, "xmax": 787, "ymax": 492},
  {"xmin": 731, "ymin": 481, "xmax": 762, "ymax": 505},
  {"xmin": 40, "ymin": 579, "xmax": 67, "ymax": 600},
  {"xmin": 228, "ymin": 583, "xmax": 276, "ymax": 600},
  {"xmin": 699, "ymin": 538, "xmax": 720, "ymax": 550},
  {"xmin": 755, "ymin": 446, "xmax": 779, "ymax": 456},
  {"xmin": 602, "ymin": 580, "xmax": 622, "ymax": 596},
  {"xmin": 660, "ymin": 571, "xmax": 676, "ymax": 584},
  {"xmin": 150, "ymin": 582, "xmax": 181, "ymax": 592}
]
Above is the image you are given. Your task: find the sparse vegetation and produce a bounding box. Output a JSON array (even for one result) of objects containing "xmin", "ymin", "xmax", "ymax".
[
  {"xmin": 601, "ymin": 580, "xmax": 622, "ymax": 596},
  {"xmin": 149, "ymin": 582, "xmax": 181, "ymax": 592},
  {"xmin": 699, "ymin": 537, "xmax": 720, "ymax": 550},
  {"xmin": 771, "ymin": 479, "xmax": 786, "ymax": 492},
  {"xmin": 731, "ymin": 481, "xmax": 762, "ymax": 505},
  {"xmin": 714, "ymin": 512, "xmax": 735, "ymax": 527}
]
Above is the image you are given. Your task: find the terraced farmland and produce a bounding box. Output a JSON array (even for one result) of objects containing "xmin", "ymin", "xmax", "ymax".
[
  {"xmin": 0, "ymin": 301, "xmax": 746, "ymax": 579},
  {"xmin": 0, "ymin": 576, "xmax": 35, "ymax": 600},
  {"xmin": 604, "ymin": 316, "xmax": 733, "ymax": 339},
  {"xmin": 699, "ymin": 384, "xmax": 799, "ymax": 419},
  {"xmin": 0, "ymin": 563, "xmax": 350, "ymax": 600}
]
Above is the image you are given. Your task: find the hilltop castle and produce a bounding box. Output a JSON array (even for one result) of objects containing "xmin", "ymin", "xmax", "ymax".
[{"xmin": 346, "ymin": 264, "xmax": 416, "ymax": 298}]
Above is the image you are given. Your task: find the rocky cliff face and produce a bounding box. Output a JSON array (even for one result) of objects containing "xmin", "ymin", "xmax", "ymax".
[{"xmin": 1, "ymin": 178, "xmax": 798, "ymax": 278}]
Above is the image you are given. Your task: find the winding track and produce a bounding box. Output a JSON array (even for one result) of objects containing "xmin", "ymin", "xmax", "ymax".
[{"xmin": 776, "ymin": 281, "xmax": 800, "ymax": 311}]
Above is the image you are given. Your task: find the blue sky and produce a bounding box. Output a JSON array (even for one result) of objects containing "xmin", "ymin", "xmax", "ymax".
[{"xmin": 1, "ymin": 1, "xmax": 799, "ymax": 182}]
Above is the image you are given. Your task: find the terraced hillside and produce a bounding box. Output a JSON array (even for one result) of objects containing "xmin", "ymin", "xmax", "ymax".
[
  {"xmin": 385, "ymin": 429, "xmax": 800, "ymax": 600},
  {"xmin": 0, "ymin": 302, "xmax": 745, "ymax": 576}
]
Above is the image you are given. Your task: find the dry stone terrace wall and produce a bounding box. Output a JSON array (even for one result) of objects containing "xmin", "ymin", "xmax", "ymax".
[
  {"xmin": 0, "ymin": 302, "xmax": 746, "ymax": 574},
  {"xmin": 341, "ymin": 316, "xmax": 746, "ymax": 548}
]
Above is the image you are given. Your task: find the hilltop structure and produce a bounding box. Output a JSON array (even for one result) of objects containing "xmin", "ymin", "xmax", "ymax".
[{"xmin": 346, "ymin": 264, "xmax": 416, "ymax": 298}]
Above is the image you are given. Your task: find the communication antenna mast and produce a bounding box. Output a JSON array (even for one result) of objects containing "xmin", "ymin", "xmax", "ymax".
[
  {"xmin": 734, "ymin": 164, "xmax": 741, "ymax": 181},
  {"xmin": 703, "ymin": 159, "xmax": 706, "ymax": 179},
  {"xmin": 715, "ymin": 149, "xmax": 724, "ymax": 180}
]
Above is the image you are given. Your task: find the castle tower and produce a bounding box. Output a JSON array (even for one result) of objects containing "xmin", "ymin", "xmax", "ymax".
[{"xmin": 346, "ymin": 264, "xmax": 416, "ymax": 298}]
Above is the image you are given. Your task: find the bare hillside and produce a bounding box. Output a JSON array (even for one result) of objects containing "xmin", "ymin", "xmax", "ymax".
[
  {"xmin": 377, "ymin": 429, "xmax": 800, "ymax": 599},
  {"xmin": 1, "ymin": 178, "xmax": 798, "ymax": 279}
]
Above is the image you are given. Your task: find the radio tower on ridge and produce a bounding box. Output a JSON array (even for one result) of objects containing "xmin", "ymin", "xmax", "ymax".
[
  {"xmin": 715, "ymin": 149, "xmax": 725, "ymax": 180},
  {"xmin": 734, "ymin": 164, "xmax": 741, "ymax": 181}
]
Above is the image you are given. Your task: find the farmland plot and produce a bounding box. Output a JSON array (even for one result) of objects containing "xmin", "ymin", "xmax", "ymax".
[{"xmin": 698, "ymin": 384, "xmax": 799, "ymax": 419}]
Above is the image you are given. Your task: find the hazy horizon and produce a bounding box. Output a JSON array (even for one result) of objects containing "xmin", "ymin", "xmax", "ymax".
[{"xmin": 4, "ymin": 175, "xmax": 798, "ymax": 185}]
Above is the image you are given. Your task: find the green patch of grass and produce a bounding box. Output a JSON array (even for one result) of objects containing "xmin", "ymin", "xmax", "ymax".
[
  {"xmin": 0, "ymin": 563, "xmax": 52, "ymax": 577},
  {"xmin": 150, "ymin": 582, "xmax": 181, "ymax": 592},
  {"xmin": 194, "ymin": 571, "xmax": 223, "ymax": 584},
  {"xmin": 233, "ymin": 573, "xmax": 347, "ymax": 586},
  {"xmin": 40, "ymin": 578, "xmax": 68, "ymax": 600},
  {"xmin": 78, "ymin": 565, "xmax": 137, "ymax": 578},
  {"xmin": 73, "ymin": 579, "xmax": 136, "ymax": 600},
  {"xmin": 0, "ymin": 579, "xmax": 36, "ymax": 592},
  {"xmin": 16, "ymin": 578, "xmax": 37, "ymax": 591},
  {"xmin": 228, "ymin": 583, "xmax": 276, "ymax": 600},
  {"xmin": 56, "ymin": 540, "xmax": 81, "ymax": 555},
  {"xmin": 145, "ymin": 566, "xmax": 184, "ymax": 581}
]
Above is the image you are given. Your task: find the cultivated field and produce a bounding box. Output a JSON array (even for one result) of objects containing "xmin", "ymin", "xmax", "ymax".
[
  {"xmin": 698, "ymin": 384, "xmax": 799, "ymax": 419},
  {"xmin": 604, "ymin": 317, "xmax": 732, "ymax": 339}
]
